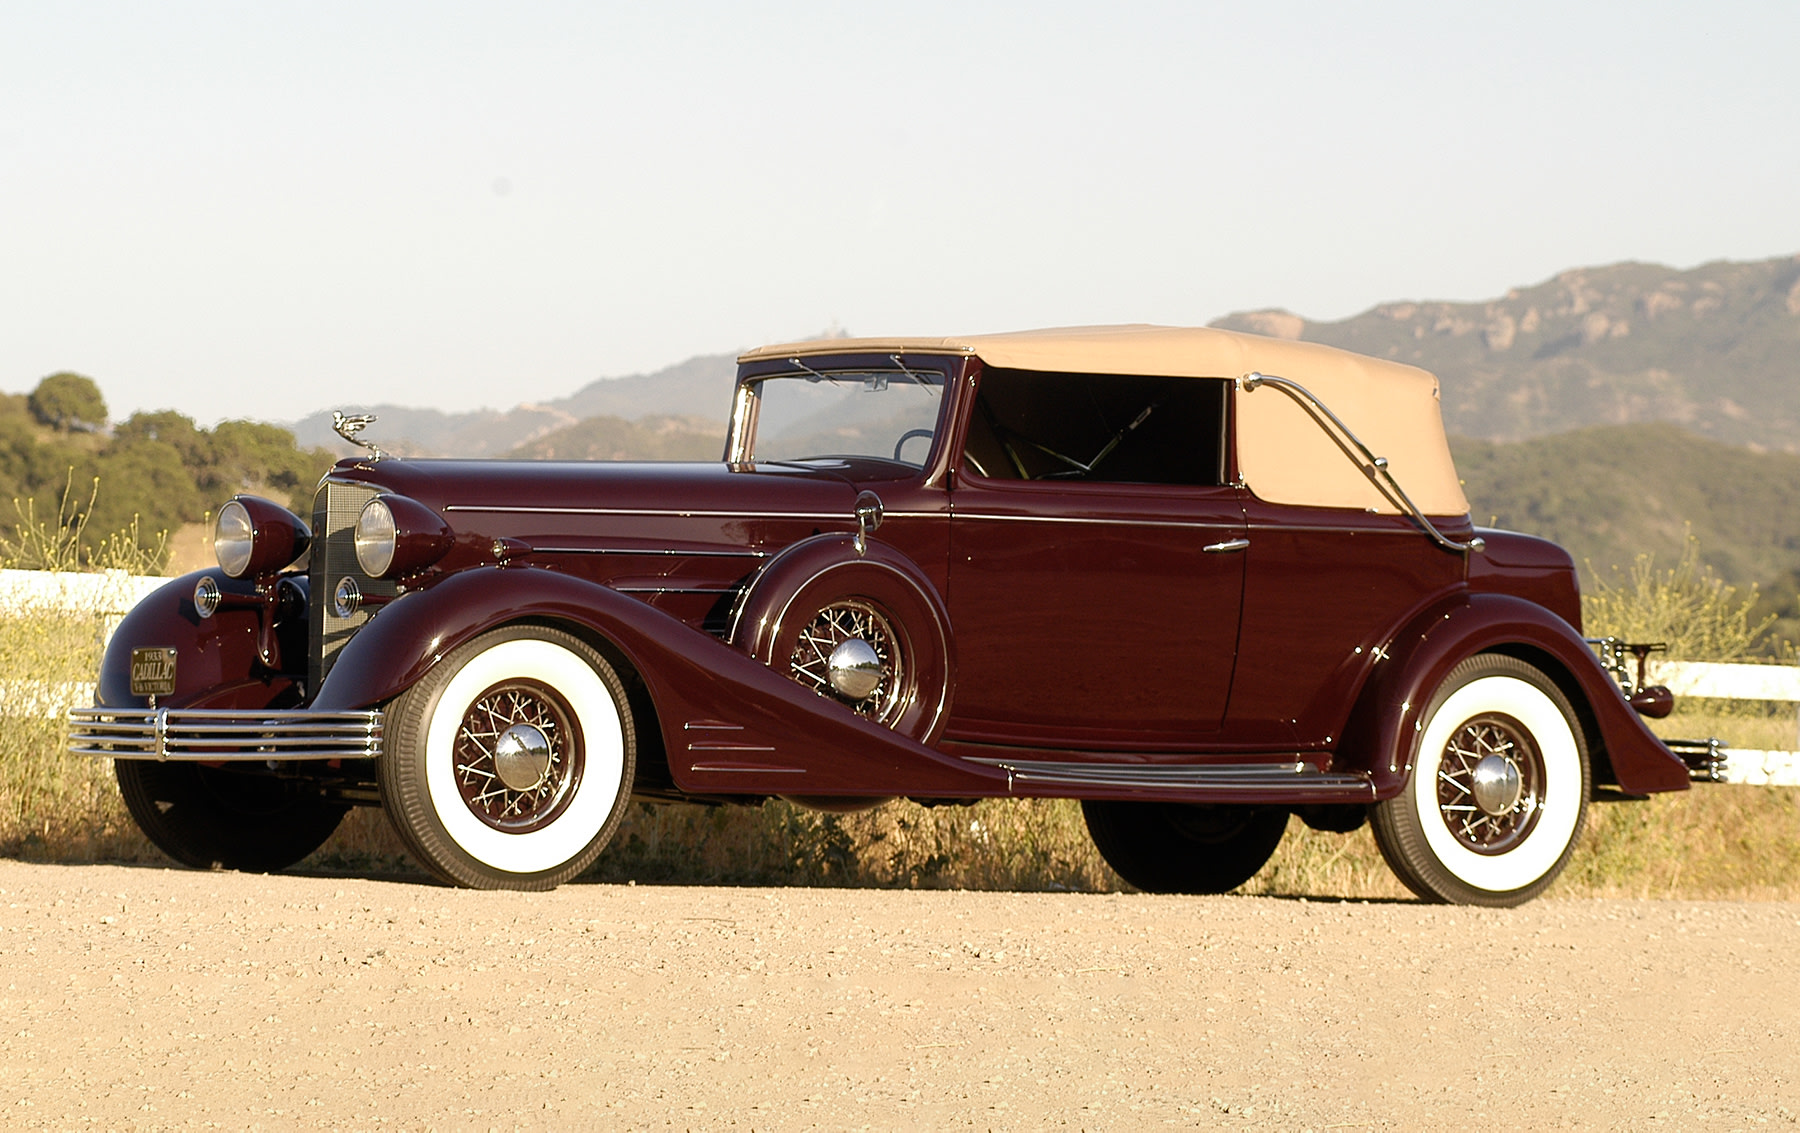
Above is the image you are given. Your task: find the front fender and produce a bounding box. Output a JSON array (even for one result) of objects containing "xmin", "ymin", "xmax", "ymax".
[
  {"xmin": 93, "ymin": 570, "xmax": 302, "ymax": 711},
  {"xmin": 1338, "ymin": 592, "xmax": 1689, "ymax": 798},
  {"xmin": 311, "ymin": 565, "xmax": 1005, "ymax": 799}
]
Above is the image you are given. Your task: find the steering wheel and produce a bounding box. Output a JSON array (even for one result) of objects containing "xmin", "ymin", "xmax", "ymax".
[{"xmin": 893, "ymin": 429, "xmax": 934, "ymax": 463}]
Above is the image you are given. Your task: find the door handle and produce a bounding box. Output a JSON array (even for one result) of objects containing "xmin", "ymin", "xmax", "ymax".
[{"xmin": 1203, "ymin": 538, "xmax": 1250, "ymax": 554}]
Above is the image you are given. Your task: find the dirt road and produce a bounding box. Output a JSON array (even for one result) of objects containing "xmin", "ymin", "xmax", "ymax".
[{"xmin": 1, "ymin": 861, "xmax": 1797, "ymax": 1130}]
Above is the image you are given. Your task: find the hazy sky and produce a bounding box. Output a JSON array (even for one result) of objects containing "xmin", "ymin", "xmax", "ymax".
[{"xmin": 4, "ymin": 1, "xmax": 1797, "ymax": 425}]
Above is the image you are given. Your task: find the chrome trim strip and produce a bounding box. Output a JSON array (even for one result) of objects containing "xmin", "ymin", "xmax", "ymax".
[
  {"xmin": 963, "ymin": 756, "xmax": 1375, "ymax": 796},
  {"xmin": 613, "ymin": 586, "xmax": 739, "ymax": 596},
  {"xmin": 1245, "ymin": 522, "xmax": 1441, "ymax": 536},
  {"xmin": 688, "ymin": 762, "xmax": 805, "ymax": 773},
  {"xmin": 951, "ymin": 512, "xmax": 1242, "ymax": 531},
  {"xmin": 529, "ymin": 546, "xmax": 769, "ymax": 559},
  {"xmin": 68, "ymin": 707, "xmax": 384, "ymax": 762},
  {"xmin": 443, "ymin": 505, "xmax": 843, "ymax": 521},
  {"xmin": 1240, "ymin": 372, "xmax": 1484, "ymax": 555}
]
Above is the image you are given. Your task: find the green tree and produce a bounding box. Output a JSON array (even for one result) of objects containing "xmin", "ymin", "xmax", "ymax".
[
  {"xmin": 113, "ymin": 410, "xmax": 211, "ymax": 467},
  {"xmin": 204, "ymin": 420, "xmax": 335, "ymax": 512},
  {"xmin": 88, "ymin": 440, "xmax": 203, "ymax": 540},
  {"xmin": 26, "ymin": 372, "xmax": 107, "ymax": 432}
]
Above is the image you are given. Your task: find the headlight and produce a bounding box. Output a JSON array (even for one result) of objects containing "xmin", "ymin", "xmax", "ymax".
[
  {"xmin": 354, "ymin": 499, "xmax": 398, "ymax": 577},
  {"xmin": 354, "ymin": 495, "xmax": 452, "ymax": 579},
  {"xmin": 214, "ymin": 501, "xmax": 255, "ymax": 577},
  {"xmin": 213, "ymin": 496, "xmax": 311, "ymax": 579}
]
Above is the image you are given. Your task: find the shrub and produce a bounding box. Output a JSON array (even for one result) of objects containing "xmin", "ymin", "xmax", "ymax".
[{"xmin": 1582, "ymin": 534, "xmax": 1776, "ymax": 661}]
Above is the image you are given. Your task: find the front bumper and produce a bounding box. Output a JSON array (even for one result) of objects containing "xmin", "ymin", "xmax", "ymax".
[{"xmin": 68, "ymin": 707, "xmax": 384, "ymax": 762}]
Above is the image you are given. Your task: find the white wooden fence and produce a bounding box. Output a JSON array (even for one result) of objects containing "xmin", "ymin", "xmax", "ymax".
[
  {"xmin": 1649, "ymin": 661, "xmax": 1800, "ymax": 787},
  {"xmin": 0, "ymin": 569, "xmax": 167, "ymax": 718},
  {"xmin": 4, "ymin": 569, "xmax": 1799, "ymax": 785}
]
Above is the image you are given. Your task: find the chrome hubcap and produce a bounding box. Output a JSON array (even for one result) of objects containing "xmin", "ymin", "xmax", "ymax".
[
  {"xmin": 826, "ymin": 637, "xmax": 884, "ymax": 700},
  {"xmin": 1469, "ymin": 753, "xmax": 1523, "ymax": 816},
  {"xmin": 789, "ymin": 600, "xmax": 905, "ymax": 725},
  {"xmin": 492, "ymin": 723, "xmax": 553, "ymax": 791}
]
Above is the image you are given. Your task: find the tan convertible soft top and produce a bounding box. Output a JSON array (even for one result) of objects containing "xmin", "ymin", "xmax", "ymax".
[{"xmin": 740, "ymin": 325, "xmax": 1470, "ymax": 517}]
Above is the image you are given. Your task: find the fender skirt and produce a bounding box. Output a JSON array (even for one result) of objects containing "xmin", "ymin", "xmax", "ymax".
[
  {"xmin": 309, "ymin": 566, "xmax": 1007, "ymax": 799},
  {"xmin": 1337, "ymin": 592, "xmax": 1690, "ymax": 799}
]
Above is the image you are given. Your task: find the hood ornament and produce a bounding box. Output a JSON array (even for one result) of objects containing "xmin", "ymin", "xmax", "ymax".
[{"xmin": 332, "ymin": 411, "xmax": 385, "ymax": 462}]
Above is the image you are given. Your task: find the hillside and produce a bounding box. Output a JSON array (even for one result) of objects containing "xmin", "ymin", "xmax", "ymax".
[
  {"xmin": 1214, "ymin": 254, "xmax": 1800, "ymax": 450},
  {"xmin": 289, "ymin": 353, "xmax": 739, "ymax": 457},
  {"xmin": 1451, "ymin": 423, "xmax": 1800, "ymax": 587},
  {"xmin": 503, "ymin": 414, "xmax": 724, "ymax": 461}
]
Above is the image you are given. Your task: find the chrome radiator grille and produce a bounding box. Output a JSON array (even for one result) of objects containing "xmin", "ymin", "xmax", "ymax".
[{"xmin": 308, "ymin": 481, "xmax": 398, "ymax": 694}]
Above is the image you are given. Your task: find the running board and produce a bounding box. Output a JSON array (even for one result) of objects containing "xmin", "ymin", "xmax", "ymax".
[{"xmin": 963, "ymin": 757, "xmax": 1376, "ymax": 802}]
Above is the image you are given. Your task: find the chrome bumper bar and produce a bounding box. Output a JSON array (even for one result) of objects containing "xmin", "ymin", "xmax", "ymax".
[
  {"xmin": 68, "ymin": 707, "xmax": 383, "ymax": 762},
  {"xmin": 1663, "ymin": 737, "xmax": 1728, "ymax": 783}
]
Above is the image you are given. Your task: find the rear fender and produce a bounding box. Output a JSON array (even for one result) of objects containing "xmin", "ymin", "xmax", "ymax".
[
  {"xmin": 311, "ymin": 566, "xmax": 1002, "ymax": 799},
  {"xmin": 1336, "ymin": 592, "xmax": 1689, "ymax": 798}
]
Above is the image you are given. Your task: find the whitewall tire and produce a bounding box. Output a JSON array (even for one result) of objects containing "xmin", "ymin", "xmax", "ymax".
[
  {"xmin": 1372, "ymin": 654, "xmax": 1590, "ymax": 907},
  {"xmin": 379, "ymin": 625, "xmax": 636, "ymax": 890}
]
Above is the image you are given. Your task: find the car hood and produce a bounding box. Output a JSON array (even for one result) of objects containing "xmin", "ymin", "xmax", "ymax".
[{"xmin": 323, "ymin": 458, "xmax": 865, "ymax": 528}]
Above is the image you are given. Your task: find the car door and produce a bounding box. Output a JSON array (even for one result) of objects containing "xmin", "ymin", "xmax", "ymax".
[{"xmin": 942, "ymin": 368, "xmax": 1247, "ymax": 751}]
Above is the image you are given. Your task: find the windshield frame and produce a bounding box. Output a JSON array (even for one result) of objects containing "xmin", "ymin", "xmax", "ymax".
[{"xmin": 727, "ymin": 355, "xmax": 957, "ymax": 470}]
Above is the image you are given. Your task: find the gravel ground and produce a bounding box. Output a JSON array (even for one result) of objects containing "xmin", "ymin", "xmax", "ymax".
[{"xmin": 2, "ymin": 860, "xmax": 1798, "ymax": 1130}]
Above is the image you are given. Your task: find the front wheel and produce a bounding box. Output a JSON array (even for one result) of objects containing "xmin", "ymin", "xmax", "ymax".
[
  {"xmin": 1371, "ymin": 654, "xmax": 1591, "ymax": 907},
  {"xmin": 1082, "ymin": 801, "xmax": 1288, "ymax": 894},
  {"xmin": 116, "ymin": 760, "xmax": 348, "ymax": 873},
  {"xmin": 379, "ymin": 625, "xmax": 636, "ymax": 890}
]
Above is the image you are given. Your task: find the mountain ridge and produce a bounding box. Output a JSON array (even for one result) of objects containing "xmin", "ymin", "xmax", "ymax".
[
  {"xmin": 292, "ymin": 252, "xmax": 1800, "ymax": 457},
  {"xmin": 1213, "ymin": 253, "xmax": 1800, "ymax": 450}
]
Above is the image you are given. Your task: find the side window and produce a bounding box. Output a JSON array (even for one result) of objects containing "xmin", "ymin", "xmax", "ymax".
[{"xmin": 962, "ymin": 368, "xmax": 1227, "ymax": 486}]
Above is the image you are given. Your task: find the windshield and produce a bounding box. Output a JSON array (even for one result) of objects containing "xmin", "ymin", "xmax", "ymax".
[{"xmin": 743, "ymin": 367, "xmax": 944, "ymax": 466}]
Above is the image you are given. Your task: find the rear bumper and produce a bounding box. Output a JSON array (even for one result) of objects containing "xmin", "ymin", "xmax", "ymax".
[
  {"xmin": 1664, "ymin": 737, "xmax": 1727, "ymax": 783},
  {"xmin": 68, "ymin": 707, "xmax": 383, "ymax": 762}
]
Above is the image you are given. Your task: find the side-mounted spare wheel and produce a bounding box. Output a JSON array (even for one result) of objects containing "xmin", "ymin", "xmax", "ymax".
[
  {"xmin": 379, "ymin": 624, "xmax": 636, "ymax": 890},
  {"xmin": 117, "ymin": 761, "xmax": 348, "ymax": 873},
  {"xmin": 1371, "ymin": 652, "xmax": 1591, "ymax": 907},
  {"xmin": 737, "ymin": 540, "xmax": 953, "ymax": 747}
]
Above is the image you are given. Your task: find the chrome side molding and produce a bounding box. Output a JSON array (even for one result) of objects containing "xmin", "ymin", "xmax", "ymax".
[{"xmin": 964, "ymin": 756, "xmax": 1376, "ymax": 800}]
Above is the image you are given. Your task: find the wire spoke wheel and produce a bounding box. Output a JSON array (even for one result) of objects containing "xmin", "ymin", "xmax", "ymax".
[
  {"xmin": 787, "ymin": 599, "xmax": 906, "ymax": 725},
  {"xmin": 1435, "ymin": 714, "xmax": 1545, "ymax": 855},
  {"xmin": 452, "ymin": 680, "xmax": 583, "ymax": 834}
]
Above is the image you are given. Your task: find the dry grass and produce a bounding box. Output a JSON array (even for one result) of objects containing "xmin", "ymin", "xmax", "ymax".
[{"xmin": 0, "ymin": 608, "xmax": 162, "ymax": 864}]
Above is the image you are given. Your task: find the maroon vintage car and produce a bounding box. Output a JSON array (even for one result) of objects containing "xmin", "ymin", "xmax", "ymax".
[{"xmin": 70, "ymin": 325, "xmax": 1695, "ymax": 904}]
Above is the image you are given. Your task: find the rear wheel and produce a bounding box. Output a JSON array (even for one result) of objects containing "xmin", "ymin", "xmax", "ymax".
[
  {"xmin": 379, "ymin": 625, "xmax": 636, "ymax": 890},
  {"xmin": 1082, "ymin": 801, "xmax": 1288, "ymax": 894},
  {"xmin": 116, "ymin": 760, "xmax": 348, "ymax": 873},
  {"xmin": 1371, "ymin": 654, "xmax": 1590, "ymax": 907}
]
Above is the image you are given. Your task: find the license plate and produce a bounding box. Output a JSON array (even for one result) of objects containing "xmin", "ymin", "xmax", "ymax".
[{"xmin": 130, "ymin": 648, "xmax": 177, "ymax": 697}]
